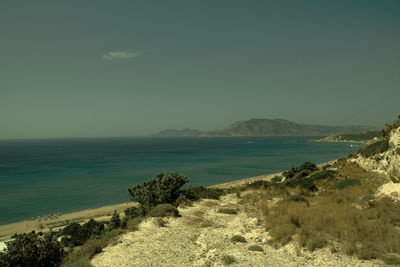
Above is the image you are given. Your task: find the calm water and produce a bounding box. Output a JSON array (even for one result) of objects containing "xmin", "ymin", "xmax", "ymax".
[{"xmin": 0, "ymin": 136, "xmax": 362, "ymax": 225}]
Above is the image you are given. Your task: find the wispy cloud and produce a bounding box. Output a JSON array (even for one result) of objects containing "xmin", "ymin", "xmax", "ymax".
[{"xmin": 102, "ymin": 50, "xmax": 143, "ymax": 60}]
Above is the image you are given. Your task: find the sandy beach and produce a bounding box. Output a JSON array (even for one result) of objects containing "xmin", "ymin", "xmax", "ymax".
[{"xmin": 0, "ymin": 161, "xmax": 335, "ymax": 243}]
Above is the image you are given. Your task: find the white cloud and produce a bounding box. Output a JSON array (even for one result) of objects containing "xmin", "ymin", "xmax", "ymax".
[{"xmin": 102, "ymin": 50, "xmax": 143, "ymax": 60}]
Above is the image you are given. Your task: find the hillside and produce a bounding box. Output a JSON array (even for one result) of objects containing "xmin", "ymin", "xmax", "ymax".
[
  {"xmin": 152, "ymin": 118, "xmax": 378, "ymax": 137},
  {"xmin": 313, "ymin": 130, "xmax": 382, "ymax": 143}
]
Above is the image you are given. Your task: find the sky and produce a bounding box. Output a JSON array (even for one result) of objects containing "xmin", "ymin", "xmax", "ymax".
[{"xmin": 1, "ymin": 0, "xmax": 399, "ymax": 139}]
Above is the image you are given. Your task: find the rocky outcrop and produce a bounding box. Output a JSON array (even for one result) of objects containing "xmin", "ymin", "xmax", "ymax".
[{"xmin": 351, "ymin": 127, "xmax": 400, "ymax": 183}]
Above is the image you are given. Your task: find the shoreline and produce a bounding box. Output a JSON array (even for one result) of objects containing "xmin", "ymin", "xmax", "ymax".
[{"xmin": 0, "ymin": 161, "xmax": 335, "ymax": 242}]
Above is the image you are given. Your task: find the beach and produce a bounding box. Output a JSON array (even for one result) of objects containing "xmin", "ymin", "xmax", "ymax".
[{"xmin": 0, "ymin": 160, "xmax": 338, "ymax": 243}]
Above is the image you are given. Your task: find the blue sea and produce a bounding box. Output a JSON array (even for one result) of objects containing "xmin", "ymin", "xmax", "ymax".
[{"xmin": 0, "ymin": 136, "xmax": 362, "ymax": 225}]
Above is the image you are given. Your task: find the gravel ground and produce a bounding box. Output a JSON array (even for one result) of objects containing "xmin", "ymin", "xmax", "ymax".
[{"xmin": 92, "ymin": 194, "xmax": 387, "ymax": 267}]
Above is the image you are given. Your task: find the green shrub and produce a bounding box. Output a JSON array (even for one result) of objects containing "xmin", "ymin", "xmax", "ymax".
[
  {"xmin": 174, "ymin": 195, "xmax": 193, "ymax": 207},
  {"xmin": 109, "ymin": 210, "xmax": 121, "ymax": 229},
  {"xmin": 283, "ymin": 177, "xmax": 317, "ymax": 192},
  {"xmin": 283, "ymin": 162, "xmax": 318, "ymax": 181},
  {"xmin": 285, "ymin": 194, "xmax": 310, "ymax": 206},
  {"xmin": 231, "ymin": 235, "xmax": 247, "ymax": 243},
  {"xmin": 306, "ymin": 233, "xmax": 329, "ymax": 251},
  {"xmin": 0, "ymin": 231, "xmax": 65, "ymax": 267},
  {"xmin": 248, "ymin": 245, "xmax": 264, "ymax": 252},
  {"xmin": 124, "ymin": 206, "xmax": 145, "ymax": 218},
  {"xmin": 271, "ymin": 176, "xmax": 282, "ymax": 183},
  {"xmin": 269, "ymin": 223, "xmax": 296, "ymax": 246},
  {"xmin": 148, "ymin": 204, "xmax": 180, "ymax": 217},
  {"xmin": 359, "ymin": 139, "xmax": 390, "ymax": 157},
  {"xmin": 61, "ymin": 219, "xmax": 105, "ymax": 247},
  {"xmin": 181, "ymin": 186, "xmax": 225, "ymax": 200},
  {"xmin": 330, "ymin": 178, "xmax": 361, "ymax": 190},
  {"xmin": 221, "ymin": 254, "xmax": 236, "ymax": 265},
  {"xmin": 128, "ymin": 171, "xmax": 188, "ymax": 210},
  {"xmin": 310, "ymin": 170, "xmax": 338, "ymax": 181},
  {"xmin": 217, "ymin": 208, "xmax": 238, "ymax": 215}
]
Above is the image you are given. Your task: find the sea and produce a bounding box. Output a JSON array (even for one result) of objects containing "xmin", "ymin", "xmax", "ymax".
[{"xmin": 0, "ymin": 136, "xmax": 362, "ymax": 225}]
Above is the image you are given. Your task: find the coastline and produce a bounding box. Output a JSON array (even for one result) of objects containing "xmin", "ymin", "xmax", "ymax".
[{"xmin": 0, "ymin": 161, "xmax": 336, "ymax": 242}]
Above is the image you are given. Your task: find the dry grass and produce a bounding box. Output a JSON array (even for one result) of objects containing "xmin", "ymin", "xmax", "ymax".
[
  {"xmin": 61, "ymin": 228, "xmax": 126, "ymax": 267},
  {"xmin": 261, "ymin": 180, "xmax": 400, "ymax": 261}
]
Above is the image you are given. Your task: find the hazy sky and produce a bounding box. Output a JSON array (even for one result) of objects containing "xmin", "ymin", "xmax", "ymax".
[{"xmin": 1, "ymin": 1, "xmax": 399, "ymax": 139}]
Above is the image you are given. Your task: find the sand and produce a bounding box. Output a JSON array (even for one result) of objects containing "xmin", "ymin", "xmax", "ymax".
[{"xmin": 0, "ymin": 202, "xmax": 136, "ymax": 242}]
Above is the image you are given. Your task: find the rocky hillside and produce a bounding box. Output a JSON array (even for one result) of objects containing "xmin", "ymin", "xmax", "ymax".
[
  {"xmin": 351, "ymin": 117, "xmax": 400, "ymax": 183},
  {"xmin": 152, "ymin": 118, "xmax": 378, "ymax": 137}
]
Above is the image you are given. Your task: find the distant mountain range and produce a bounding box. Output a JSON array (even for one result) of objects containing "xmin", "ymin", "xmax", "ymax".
[{"xmin": 151, "ymin": 119, "xmax": 379, "ymax": 137}]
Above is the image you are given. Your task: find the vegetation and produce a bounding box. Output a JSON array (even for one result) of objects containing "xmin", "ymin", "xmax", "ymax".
[
  {"xmin": 217, "ymin": 207, "xmax": 238, "ymax": 215},
  {"xmin": 0, "ymin": 231, "xmax": 65, "ymax": 267},
  {"xmin": 382, "ymin": 115, "xmax": 400, "ymax": 137},
  {"xmin": 331, "ymin": 131, "xmax": 381, "ymax": 142},
  {"xmin": 221, "ymin": 254, "xmax": 236, "ymax": 265},
  {"xmin": 359, "ymin": 139, "xmax": 390, "ymax": 157},
  {"xmin": 261, "ymin": 177, "xmax": 400, "ymax": 262},
  {"xmin": 61, "ymin": 219, "xmax": 104, "ymax": 247},
  {"xmin": 248, "ymin": 245, "xmax": 264, "ymax": 252},
  {"xmin": 330, "ymin": 178, "xmax": 361, "ymax": 190},
  {"xmin": 231, "ymin": 235, "xmax": 247, "ymax": 243},
  {"xmin": 148, "ymin": 204, "xmax": 180, "ymax": 218},
  {"xmin": 309, "ymin": 170, "xmax": 337, "ymax": 181},
  {"xmin": 181, "ymin": 186, "xmax": 225, "ymax": 201},
  {"xmin": 128, "ymin": 171, "xmax": 188, "ymax": 210}
]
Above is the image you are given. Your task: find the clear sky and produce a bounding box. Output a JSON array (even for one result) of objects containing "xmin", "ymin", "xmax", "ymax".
[{"xmin": 1, "ymin": 0, "xmax": 399, "ymax": 139}]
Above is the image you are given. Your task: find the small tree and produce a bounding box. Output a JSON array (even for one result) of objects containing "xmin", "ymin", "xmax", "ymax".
[
  {"xmin": 128, "ymin": 171, "xmax": 188, "ymax": 210},
  {"xmin": 0, "ymin": 231, "xmax": 65, "ymax": 267},
  {"xmin": 109, "ymin": 210, "xmax": 121, "ymax": 229}
]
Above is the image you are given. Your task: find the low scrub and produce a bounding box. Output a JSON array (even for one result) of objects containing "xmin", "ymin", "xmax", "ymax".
[
  {"xmin": 181, "ymin": 186, "xmax": 225, "ymax": 200},
  {"xmin": 231, "ymin": 235, "xmax": 247, "ymax": 243},
  {"xmin": 330, "ymin": 178, "xmax": 361, "ymax": 190},
  {"xmin": 309, "ymin": 170, "xmax": 338, "ymax": 181},
  {"xmin": 128, "ymin": 171, "xmax": 188, "ymax": 210},
  {"xmin": 283, "ymin": 177, "xmax": 317, "ymax": 192},
  {"xmin": 217, "ymin": 208, "xmax": 238, "ymax": 215},
  {"xmin": 148, "ymin": 204, "xmax": 180, "ymax": 218},
  {"xmin": 61, "ymin": 228, "xmax": 125, "ymax": 267},
  {"xmin": 248, "ymin": 245, "xmax": 264, "ymax": 252},
  {"xmin": 0, "ymin": 232, "xmax": 65, "ymax": 267},
  {"xmin": 221, "ymin": 254, "xmax": 236, "ymax": 265},
  {"xmin": 359, "ymin": 139, "xmax": 389, "ymax": 157},
  {"xmin": 262, "ymin": 183, "xmax": 400, "ymax": 262}
]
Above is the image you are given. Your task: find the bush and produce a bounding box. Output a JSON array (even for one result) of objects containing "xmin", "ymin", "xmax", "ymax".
[
  {"xmin": 285, "ymin": 194, "xmax": 310, "ymax": 206},
  {"xmin": 109, "ymin": 210, "xmax": 121, "ymax": 229},
  {"xmin": 124, "ymin": 206, "xmax": 145, "ymax": 218},
  {"xmin": 330, "ymin": 178, "xmax": 361, "ymax": 190},
  {"xmin": 248, "ymin": 245, "xmax": 264, "ymax": 252},
  {"xmin": 61, "ymin": 219, "xmax": 105, "ymax": 247},
  {"xmin": 221, "ymin": 254, "xmax": 236, "ymax": 265},
  {"xmin": 359, "ymin": 139, "xmax": 390, "ymax": 157},
  {"xmin": 283, "ymin": 177, "xmax": 317, "ymax": 192},
  {"xmin": 174, "ymin": 195, "xmax": 193, "ymax": 208},
  {"xmin": 217, "ymin": 208, "xmax": 238, "ymax": 215},
  {"xmin": 128, "ymin": 171, "xmax": 188, "ymax": 210},
  {"xmin": 231, "ymin": 235, "xmax": 247, "ymax": 243},
  {"xmin": 0, "ymin": 231, "xmax": 65, "ymax": 267},
  {"xmin": 283, "ymin": 162, "xmax": 318, "ymax": 179},
  {"xmin": 148, "ymin": 204, "xmax": 180, "ymax": 217},
  {"xmin": 181, "ymin": 186, "xmax": 225, "ymax": 201},
  {"xmin": 269, "ymin": 223, "xmax": 296, "ymax": 246},
  {"xmin": 271, "ymin": 176, "xmax": 282, "ymax": 183},
  {"xmin": 306, "ymin": 233, "xmax": 329, "ymax": 251},
  {"xmin": 310, "ymin": 170, "xmax": 338, "ymax": 181}
]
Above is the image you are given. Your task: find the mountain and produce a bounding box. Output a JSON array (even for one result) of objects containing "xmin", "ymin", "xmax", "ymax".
[
  {"xmin": 152, "ymin": 119, "xmax": 379, "ymax": 137},
  {"xmin": 151, "ymin": 128, "xmax": 203, "ymax": 137}
]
